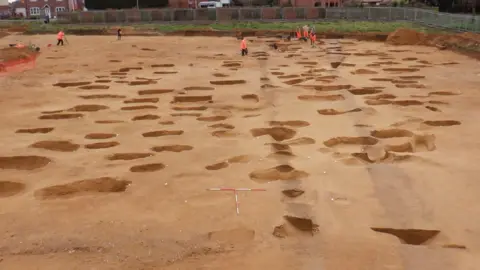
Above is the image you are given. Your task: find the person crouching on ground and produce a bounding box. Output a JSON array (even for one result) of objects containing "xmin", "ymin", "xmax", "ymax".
[
  {"xmin": 269, "ymin": 43, "xmax": 278, "ymax": 50},
  {"xmin": 9, "ymin": 43, "xmax": 25, "ymax": 48},
  {"xmin": 289, "ymin": 28, "xmax": 296, "ymax": 41},
  {"xmin": 57, "ymin": 30, "xmax": 65, "ymax": 46},
  {"xmin": 240, "ymin": 37, "xmax": 248, "ymax": 56}
]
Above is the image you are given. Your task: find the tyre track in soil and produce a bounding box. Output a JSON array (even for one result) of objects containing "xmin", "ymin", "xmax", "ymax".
[
  {"xmin": 257, "ymin": 42, "xmax": 325, "ymax": 270},
  {"xmin": 323, "ymin": 39, "xmax": 457, "ymax": 269}
]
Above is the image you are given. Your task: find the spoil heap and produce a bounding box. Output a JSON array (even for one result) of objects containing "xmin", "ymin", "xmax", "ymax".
[{"xmin": 385, "ymin": 28, "xmax": 427, "ymax": 45}]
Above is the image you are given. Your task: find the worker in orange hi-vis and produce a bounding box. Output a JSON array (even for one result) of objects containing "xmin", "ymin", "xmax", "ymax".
[
  {"xmin": 310, "ymin": 31, "xmax": 317, "ymax": 48},
  {"xmin": 303, "ymin": 28, "xmax": 309, "ymax": 42},
  {"xmin": 57, "ymin": 30, "xmax": 65, "ymax": 46},
  {"xmin": 240, "ymin": 37, "xmax": 248, "ymax": 56},
  {"xmin": 296, "ymin": 27, "xmax": 302, "ymax": 40}
]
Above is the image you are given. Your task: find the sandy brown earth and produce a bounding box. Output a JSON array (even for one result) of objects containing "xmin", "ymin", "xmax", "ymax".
[{"xmin": 0, "ymin": 34, "xmax": 479, "ymax": 269}]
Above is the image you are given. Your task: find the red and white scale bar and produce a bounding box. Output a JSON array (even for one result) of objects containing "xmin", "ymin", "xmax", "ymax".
[
  {"xmin": 207, "ymin": 188, "xmax": 266, "ymax": 191},
  {"xmin": 207, "ymin": 188, "xmax": 266, "ymax": 215}
]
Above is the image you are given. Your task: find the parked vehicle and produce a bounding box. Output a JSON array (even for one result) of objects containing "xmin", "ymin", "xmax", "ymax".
[
  {"xmin": 198, "ymin": 1, "xmax": 222, "ymax": 8},
  {"xmin": 198, "ymin": 0, "xmax": 231, "ymax": 8}
]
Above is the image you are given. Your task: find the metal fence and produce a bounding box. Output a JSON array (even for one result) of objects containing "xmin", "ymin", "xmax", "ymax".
[
  {"xmin": 57, "ymin": 7, "xmax": 480, "ymax": 32},
  {"xmin": 327, "ymin": 7, "xmax": 480, "ymax": 32}
]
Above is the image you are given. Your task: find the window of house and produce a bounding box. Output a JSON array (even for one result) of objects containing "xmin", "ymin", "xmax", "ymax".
[
  {"xmin": 30, "ymin": 7, "xmax": 41, "ymax": 15},
  {"xmin": 56, "ymin": 7, "xmax": 66, "ymax": 12}
]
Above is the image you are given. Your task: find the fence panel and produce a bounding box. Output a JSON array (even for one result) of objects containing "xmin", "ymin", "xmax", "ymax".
[
  {"xmin": 60, "ymin": 12, "xmax": 81, "ymax": 23},
  {"xmin": 343, "ymin": 8, "xmax": 369, "ymax": 20},
  {"xmin": 390, "ymin": 7, "xmax": 405, "ymax": 20},
  {"xmin": 294, "ymin": 7, "xmax": 306, "ymax": 19},
  {"xmin": 304, "ymin": 7, "xmax": 325, "ymax": 19},
  {"xmin": 404, "ymin": 8, "xmax": 416, "ymax": 21},
  {"xmin": 151, "ymin": 9, "xmax": 172, "ymax": 21},
  {"xmin": 326, "ymin": 8, "xmax": 346, "ymax": 19},
  {"xmin": 105, "ymin": 11, "xmax": 119, "ymax": 23},
  {"xmin": 261, "ymin": 7, "xmax": 282, "ymax": 20},
  {"xmin": 71, "ymin": 12, "xmax": 81, "ymax": 23},
  {"xmin": 216, "ymin": 8, "xmax": 239, "ymax": 21},
  {"xmin": 173, "ymin": 9, "xmax": 194, "ymax": 21},
  {"xmin": 55, "ymin": 7, "xmax": 480, "ymax": 33},
  {"xmin": 92, "ymin": 11, "xmax": 106, "ymax": 23},
  {"xmin": 116, "ymin": 10, "xmax": 127, "ymax": 22},
  {"xmin": 79, "ymin": 12, "xmax": 95, "ymax": 23},
  {"xmin": 140, "ymin": 10, "xmax": 152, "ymax": 22},
  {"xmin": 282, "ymin": 7, "xmax": 297, "ymax": 20},
  {"xmin": 437, "ymin": 13, "xmax": 455, "ymax": 29},
  {"xmin": 473, "ymin": 17, "xmax": 480, "ymax": 32},
  {"xmin": 125, "ymin": 9, "xmax": 141, "ymax": 22},
  {"xmin": 450, "ymin": 13, "xmax": 477, "ymax": 31},
  {"xmin": 413, "ymin": 9, "xmax": 426, "ymax": 22},
  {"xmin": 368, "ymin": 7, "xmax": 391, "ymax": 21},
  {"xmin": 194, "ymin": 9, "xmax": 217, "ymax": 21},
  {"xmin": 239, "ymin": 8, "xmax": 262, "ymax": 20},
  {"xmin": 415, "ymin": 9, "xmax": 437, "ymax": 25},
  {"xmin": 56, "ymin": 12, "xmax": 70, "ymax": 22}
]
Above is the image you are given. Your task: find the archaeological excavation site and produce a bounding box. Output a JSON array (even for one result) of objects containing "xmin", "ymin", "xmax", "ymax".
[{"xmin": 0, "ymin": 26, "xmax": 478, "ymax": 269}]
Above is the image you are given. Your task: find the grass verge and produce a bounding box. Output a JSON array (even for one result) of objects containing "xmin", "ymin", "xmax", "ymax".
[{"xmin": 0, "ymin": 20, "xmax": 442, "ymax": 34}]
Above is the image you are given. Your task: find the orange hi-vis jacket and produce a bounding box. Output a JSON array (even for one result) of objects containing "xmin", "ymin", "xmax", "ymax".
[
  {"xmin": 296, "ymin": 31, "xmax": 301, "ymax": 39},
  {"xmin": 57, "ymin": 31, "xmax": 65, "ymax": 40},
  {"xmin": 310, "ymin": 32, "xmax": 316, "ymax": 42},
  {"xmin": 240, "ymin": 39, "xmax": 247, "ymax": 49},
  {"xmin": 303, "ymin": 30, "xmax": 308, "ymax": 37}
]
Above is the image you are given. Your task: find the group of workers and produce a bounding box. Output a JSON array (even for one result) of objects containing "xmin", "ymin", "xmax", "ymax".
[
  {"xmin": 8, "ymin": 30, "xmax": 65, "ymax": 50},
  {"xmin": 7, "ymin": 42, "xmax": 41, "ymax": 52},
  {"xmin": 294, "ymin": 25, "xmax": 316, "ymax": 46},
  {"xmin": 55, "ymin": 28, "xmax": 122, "ymax": 45},
  {"xmin": 55, "ymin": 28, "xmax": 122, "ymax": 46},
  {"xmin": 240, "ymin": 25, "xmax": 317, "ymax": 56}
]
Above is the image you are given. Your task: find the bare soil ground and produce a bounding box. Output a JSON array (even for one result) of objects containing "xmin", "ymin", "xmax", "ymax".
[
  {"xmin": 0, "ymin": 34, "xmax": 479, "ymax": 270},
  {"xmin": 0, "ymin": 47, "xmax": 37, "ymax": 62}
]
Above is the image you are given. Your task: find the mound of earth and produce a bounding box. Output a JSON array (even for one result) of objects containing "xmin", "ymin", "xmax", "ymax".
[
  {"xmin": 0, "ymin": 31, "xmax": 9, "ymax": 39},
  {"xmin": 386, "ymin": 28, "xmax": 480, "ymax": 53},
  {"xmin": 427, "ymin": 32, "xmax": 480, "ymax": 51},
  {"xmin": 386, "ymin": 28, "xmax": 427, "ymax": 45},
  {"xmin": 0, "ymin": 47, "xmax": 37, "ymax": 63},
  {"xmin": 6, "ymin": 25, "xmax": 28, "ymax": 33}
]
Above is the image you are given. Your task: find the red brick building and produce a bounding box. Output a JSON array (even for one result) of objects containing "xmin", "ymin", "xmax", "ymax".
[
  {"xmin": 0, "ymin": 6, "xmax": 10, "ymax": 17},
  {"xmin": 169, "ymin": 0, "xmax": 342, "ymax": 7},
  {"xmin": 25, "ymin": 0, "xmax": 85, "ymax": 18},
  {"xmin": 279, "ymin": 0, "xmax": 343, "ymax": 6},
  {"xmin": 316, "ymin": 0, "xmax": 343, "ymax": 6},
  {"xmin": 169, "ymin": 0, "xmax": 189, "ymax": 8},
  {"xmin": 0, "ymin": 0, "xmax": 9, "ymax": 16}
]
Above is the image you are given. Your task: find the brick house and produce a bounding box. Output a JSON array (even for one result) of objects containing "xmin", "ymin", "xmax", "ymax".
[
  {"xmin": 279, "ymin": 0, "xmax": 343, "ymax": 7},
  {"xmin": 0, "ymin": 0, "xmax": 9, "ymax": 17},
  {"xmin": 316, "ymin": 0, "xmax": 343, "ymax": 7},
  {"xmin": 169, "ymin": 0, "xmax": 342, "ymax": 7},
  {"xmin": 25, "ymin": 0, "xmax": 85, "ymax": 18}
]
